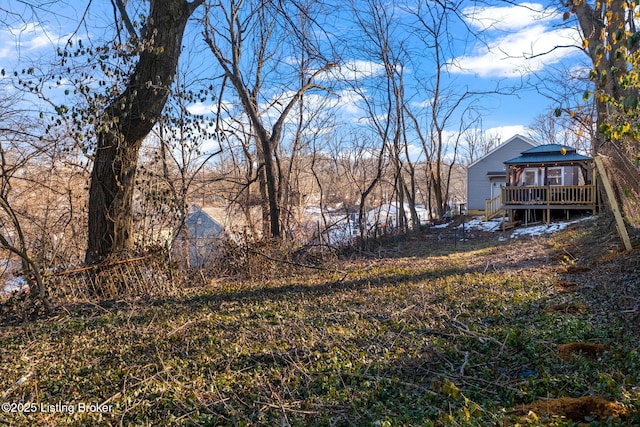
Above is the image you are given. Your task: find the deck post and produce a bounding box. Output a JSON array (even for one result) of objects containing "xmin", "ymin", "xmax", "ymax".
[
  {"xmin": 502, "ymin": 209, "xmax": 508, "ymax": 232},
  {"xmin": 546, "ymin": 185, "xmax": 550, "ymax": 224},
  {"xmin": 594, "ymin": 156, "xmax": 632, "ymax": 251},
  {"xmin": 591, "ymin": 168, "xmax": 599, "ymax": 215}
]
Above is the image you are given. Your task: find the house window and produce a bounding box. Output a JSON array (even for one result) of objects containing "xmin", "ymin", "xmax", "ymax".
[
  {"xmin": 524, "ymin": 169, "xmax": 538, "ymax": 186},
  {"xmin": 547, "ymin": 167, "xmax": 563, "ymax": 186}
]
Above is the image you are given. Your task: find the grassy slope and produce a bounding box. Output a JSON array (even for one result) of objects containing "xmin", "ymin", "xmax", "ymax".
[{"xmin": 1, "ymin": 223, "xmax": 639, "ymax": 426}]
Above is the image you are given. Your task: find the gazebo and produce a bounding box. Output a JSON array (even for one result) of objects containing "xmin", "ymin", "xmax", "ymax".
[{"xmin": 501, "ymin": 144, "xmax": 596, "ymax": 223}]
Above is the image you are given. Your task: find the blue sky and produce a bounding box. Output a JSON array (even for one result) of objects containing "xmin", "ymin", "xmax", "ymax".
[{"xmin": 0, "ymin": 1, "xmax": 586, "ymax": 148}]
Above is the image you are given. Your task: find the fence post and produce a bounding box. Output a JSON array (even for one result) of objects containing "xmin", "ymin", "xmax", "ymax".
[{"xmin": 595, "ymin": 156, "xmax": 632, "ymax": 251}]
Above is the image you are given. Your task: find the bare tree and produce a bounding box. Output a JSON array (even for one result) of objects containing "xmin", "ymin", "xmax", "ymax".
[
  {"xmin": 346, "ymin": 0, "xmax": 411, "ymax": 236},
  {"xmin": 85, "ymin": 0, "xmax": 204, "ymax": 264},
  {"xmin": 0, "ymin": 91, "xmax": 79, "ymax": 310},
  {"xmin": 530, "ymin": 110, "xmax": 591, "ymax": 154},
  {"xmin": 564, "ymin": 0, "xmax": 640, "ymax": 226},
  {"xmin": 528, "ymin": 56, "xmax": 595, "ymax": 154},
  {"xmin": 403, "ymin": 0, "xmax": 490, "ymax": 217},
  {"xmin": 201, "ymin": 0, "xmax": 335, "ymax": 239},
  {"xmin": 0, "ymin": 146, "xmax": 51, "ymax": 309},
  {"xmin": 458, "ymin": 119, "xmax": 501, "ymax": 166},
  {"xmin": 135, "ymin": 68, "xmax": 225, "ymax": 253}
]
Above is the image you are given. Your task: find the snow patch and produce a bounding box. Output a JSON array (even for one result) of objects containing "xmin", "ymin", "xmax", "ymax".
[
  {"xmin": 461, "ymin": 215, "xmax": 597, "ymax": 239},
  {"xmin": 1, "ymin": 276, "xmax": 29, "ymax": 296},
  {"xmin": 508, "ymin": 216, "xmax": 596, "ymax": 239}
]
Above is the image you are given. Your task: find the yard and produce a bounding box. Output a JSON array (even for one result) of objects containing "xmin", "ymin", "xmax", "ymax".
[{"xmin": 0, "ymin": 217, "xmax": 638, "ymax": 426}]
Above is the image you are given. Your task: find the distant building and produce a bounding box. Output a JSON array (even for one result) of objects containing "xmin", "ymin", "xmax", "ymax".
[
  {"xmin": 466, "ymin": 135, "xmax": 538, "ymax": 212},
  {"xmin": 367, "ymin": 202, "xmax": 431, "ymax": 228},
  {"xmin": 175, "ymin": 205, "xmax": 226, "ymax": 268}
]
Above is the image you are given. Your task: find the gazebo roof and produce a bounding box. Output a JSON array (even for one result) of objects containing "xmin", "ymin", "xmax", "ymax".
[{"xmin": 504, "ymin": 144, "xmax": 592, "ymax": 165}]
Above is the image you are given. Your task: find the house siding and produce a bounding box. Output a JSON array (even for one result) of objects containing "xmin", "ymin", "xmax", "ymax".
[{"xmin": 466, "ymin": 135, "xmax": 537, "ymax": 211}]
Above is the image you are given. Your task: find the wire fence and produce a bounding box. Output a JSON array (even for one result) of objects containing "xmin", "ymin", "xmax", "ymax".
[{"xmin": 45, "ymin": 252, "xmax": 181, "ymax": 302}]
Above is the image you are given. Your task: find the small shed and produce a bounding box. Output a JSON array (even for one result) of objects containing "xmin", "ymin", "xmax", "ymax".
[
  {"xmin": 175, "ymin": 205, "xmax": 226, "ymax": 268},
  {"xmin": 466, "ymin": 135, "xmax": 538, "ymax": 212}
]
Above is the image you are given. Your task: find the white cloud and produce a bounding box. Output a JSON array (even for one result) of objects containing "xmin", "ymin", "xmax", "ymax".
[
  {"xmin": 186, "ymin": 100, "xmax": 236, "ymax": 116},
  {"xmin": 0, "ymin": 22, "xmax": 68, "ymax": 59},
  {"xmin": 451, "ymin": 3, "xmax": 581, "ymax": 77},
  {"xmin": 0, "ymin": 46, "xmax": 12, "ymax": 59},
  {"xmin": 405, "ymin": 143, "xmax": 425, "ymax": 161},
  {"xmin": 332, "ymin": 89, "xmax": 366, "ymax": 118},
  {"xmin": 484, "ymin": 125, "xmax": 532, "ymax": 141},
  {"xmin": 266, "ymin": 88, "xmax": 368, "ymax": 126},
  {"xmin": 186, "ymin": 102, "xmax": 215, "ymax": 115},
  {"xmin": 321, "ymin": 59, "xmax": 386, "ymax": 81},
  {"xmin": 463, "ymin": 2, "xmax": 559, "ymax": 31}
]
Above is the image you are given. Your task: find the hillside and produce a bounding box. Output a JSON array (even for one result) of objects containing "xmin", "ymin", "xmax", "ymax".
[{"xmin": 0, "ymin": 217, "xmax": 638, "ymax": 426}]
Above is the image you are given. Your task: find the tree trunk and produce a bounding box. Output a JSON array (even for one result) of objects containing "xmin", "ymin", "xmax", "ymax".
[
  {"xmin": 431, "ymin": 166, "xmax": 445, "ymax": 217},
  {"xmin": 85, "ymin": 0, "xmax": 203, "ymax": 264},
  {"xmin": 262, "ymin": 137, "xmax": 281, "ymax": 238},
  {"xmin": 570, "ymin": 0, "xmax": 640, "ymax": 226},
  {"xmin": 257, "ymin": 152, "xmax": 271, "ymax": 236},
  {"xmin": 572, "ymin": 0, "xmax": 631, "ymax": 152}
]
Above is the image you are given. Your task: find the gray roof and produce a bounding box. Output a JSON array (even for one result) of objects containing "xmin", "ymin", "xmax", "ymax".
[
  {"xmin": 504, "ymin": 144, "xmax": 592, "ymax": 165},
  {"xmin": 467, "ymin": 134, "xmax": 537, "ymax": 169}
]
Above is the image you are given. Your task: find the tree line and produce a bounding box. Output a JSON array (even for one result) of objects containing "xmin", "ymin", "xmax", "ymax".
[{"xmin": 1, "ymin": 0, "xmax": 638, "ymax": 304}]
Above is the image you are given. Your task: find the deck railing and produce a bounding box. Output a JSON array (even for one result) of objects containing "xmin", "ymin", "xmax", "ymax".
[
  {"xmin": 502, "ymin": 185, "xmax": 596, "ymax": 206},
  {"xmin": 484, "ymin": 193, "xmax": 503, "ymax": 220}
]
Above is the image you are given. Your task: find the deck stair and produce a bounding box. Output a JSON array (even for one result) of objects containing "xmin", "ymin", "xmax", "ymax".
[{"xmin": 484, "ymin": 193, "xmax": 503, "ymax": 220}]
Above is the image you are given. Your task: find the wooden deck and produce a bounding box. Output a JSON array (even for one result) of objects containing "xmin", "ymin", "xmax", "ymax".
[
  {"xmin": 483, "ymin": 185, "xmax": 597, "ymax": 224},
  {"xmin": 502, "ymin": 185, "xmax": 596, "ymax": 210},
  {"xmin": 501, "ymin": 185, "xmax": 597, "ymax": 223}
]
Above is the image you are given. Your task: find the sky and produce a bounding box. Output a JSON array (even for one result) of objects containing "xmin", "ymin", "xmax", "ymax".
[{"xmin": 0, "ymin": 0, "xmax": 586, "ymax": 149}]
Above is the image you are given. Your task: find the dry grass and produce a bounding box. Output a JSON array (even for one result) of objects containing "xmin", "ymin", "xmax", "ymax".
[
  {"xmin": 558, "ymin": 343, "xmax": 609, "ymax": 361},
  {"xmin": 515, "ymin": 396, "xmax": 628, "ymax": 424},
  {"xmin": 545, "ymin": 303, "xmax": 590, "ymax": 314},
  {"xmin": 0, "ymin": 220, "xmax": 639, "ymax": 426}
]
